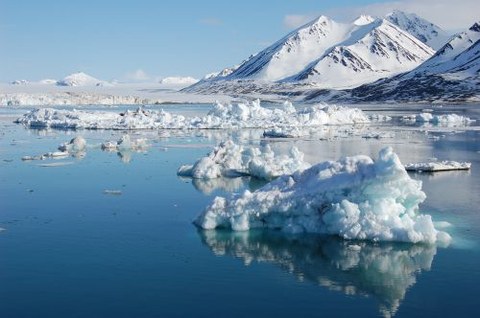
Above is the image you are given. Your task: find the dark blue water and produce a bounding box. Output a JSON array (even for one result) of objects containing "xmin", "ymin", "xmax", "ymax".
[{"xmin": 0, "ymin": 105, "xmax": 479, "ymax": 318}]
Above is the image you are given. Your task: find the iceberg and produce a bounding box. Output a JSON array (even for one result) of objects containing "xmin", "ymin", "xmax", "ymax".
[
  {"xmin": 194, "ymin": 147, "xmax": 451, "ymax": 244},
  {"xmin": 177, "ymin": 140, "xmax": 310, "ymax": 180},
  {"xmin": 405, "ymin": 160, "xmax": 471, "ymax": 172},
  {"xmin": 15, "ymin": 100, "xmax": 370, "ymax": 130}
]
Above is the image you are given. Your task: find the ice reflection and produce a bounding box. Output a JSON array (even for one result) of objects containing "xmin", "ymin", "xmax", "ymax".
[{"xmin": 198, "ymin": 230, "xmax": 437, "ymax": 318}]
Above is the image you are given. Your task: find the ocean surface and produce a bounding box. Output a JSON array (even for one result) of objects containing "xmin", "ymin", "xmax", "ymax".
[{"xmin": 0, "ymin": 103, "xmax": 479, "ymax": 318}]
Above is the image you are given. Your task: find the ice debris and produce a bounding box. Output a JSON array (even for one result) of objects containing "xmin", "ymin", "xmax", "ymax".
[
  {"xmin": 15, "ymin": 100, "xmax": 370, "ymax": 130},
  {"xmin": 405, "ymin": 161, "xmax": 471, "ymax": 172},
  {"xmin": 402, "ymin": 113, "xmax": 474, "ymax": 126},
  {"xmin": 177, "ymin": 140, "xmax": 310, "ymax": 180},
  {"xmin": 58, "ymin": 136, "xmax": 87, "ymax": 152},
  {"xmin": 194, "ymin": 147, "xmax": 451, "ymax": 244}
]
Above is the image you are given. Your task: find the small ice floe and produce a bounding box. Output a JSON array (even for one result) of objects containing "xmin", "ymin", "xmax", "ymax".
[
  {"xmin": 15, "ymin": 100, "xmax": 370, "ymax": 130},
  {"xmin": 402, "ymin": 113, "xmax": 474, "ymax": 126},
  {"xmin": 177, "ymin": 140, "xmax": 310, "ymax": 180},
  {"xmin": 405, "ymin": 161, "xmax": 471, "ymax": 172},
  {"xmin": 101, "ymin": 135, "xmax": 149, "ymax": 152},
  {"xmin": 58, "ymin": 136, "xmax": 87, "ymax": 152},
  {"xmin": 22, "ymin": 151, "xmax": 69, "ymax": 161},
  {"xmin": 103, "ymin": 190, "xmax": 122, "ymax": 195},
  {"xmin": 194, "ymin": 147, "xmax": 451, "ymax": 244}
]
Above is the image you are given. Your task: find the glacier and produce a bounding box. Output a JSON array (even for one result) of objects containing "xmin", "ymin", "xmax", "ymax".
[{"xmin": 194, "ymin": 147, "xmax": 451, "ymax": 244}]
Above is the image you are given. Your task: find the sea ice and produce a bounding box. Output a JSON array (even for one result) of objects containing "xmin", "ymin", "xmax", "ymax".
[
  {"xmin": 177, "ymin": 140, "xmax": 310, "ymax": 180},
  {"xmin": 405, "ymin": 161, "xmax": 471, "ymax": 172},
  {"xmin": 16, "ymin": 100, "xmax": 370, "ymax": 130},
  {"xmin": 194, "ymin": 147, "xmax": 451, "ymax": 244},
  {"xmin": 402, "ymin": 113, "xmax": 474, "ymax": 126}
]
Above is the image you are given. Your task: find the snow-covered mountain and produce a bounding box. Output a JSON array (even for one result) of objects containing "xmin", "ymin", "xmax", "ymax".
[
  {"xmin": 226, "ymin": 15, "xmax": 358, "ymax": 82},
  {"xmin": 186, "ymin": 11, "xmax": 439, "ymax": 93},
  {"xmin": 57, "ymin": 72, "xmax": 109, "ymax": 87},
  {"xmin": 385, "ymin": 10, "xmax": 450, "ymax": 50},
  {"xmin": 317, "ymin": 22, "xmax": 480, "ymax": 103},
  {"xmin": 288, "ymin": 18, "xmax": 434, "ymax": 88}
]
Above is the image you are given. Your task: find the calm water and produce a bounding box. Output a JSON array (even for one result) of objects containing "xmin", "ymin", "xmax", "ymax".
[{"xmin": 0, "ymin": 104, "xmax": 479, "ymax": 318}]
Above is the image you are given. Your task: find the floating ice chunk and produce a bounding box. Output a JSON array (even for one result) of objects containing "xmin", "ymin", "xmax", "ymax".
[
  {"xmin": 177, "ymin": 140, "xmax": 310, "ymax": 180},
  {"xmin": 405, "ymin": 161, "xmax": 471, "ymax": 172},
  {"xmin": 16, "ymin": 101, "xmax": 369, "ymax": 130},
  {"xmin": 22, "ymin": 151, "xmax": 69, "ymax": 161},
  {"xmin": 194, "ymin": 147, "xmax": 451, "ymax": 244},
  {"xmin": 58, "ymin": 136, "xmax": 87, "ymax": 152},
  {"xmin": 103, "ymin": 190, "xmax": 122, "ymax": 195},
  {"xmin": 402, "ymin": 113, "xmax": 474, "ymax": 126}
]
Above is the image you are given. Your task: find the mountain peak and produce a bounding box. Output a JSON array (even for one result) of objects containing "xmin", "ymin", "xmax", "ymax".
[
  {"xmin": 353, "ymin": 15, "xmax": 375, "ymax": 26},
  {"xmin": 469, "ymin": 22, "xmax": 480, "ymax": 32},
  {"xmin": 385, "ymin": 10, "xmax": 449, "ymax": 50}
]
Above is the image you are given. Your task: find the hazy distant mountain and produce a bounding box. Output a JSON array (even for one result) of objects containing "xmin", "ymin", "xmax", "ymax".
[{"xmin": 57, "ymin": 72, "xmax": 109, "ymax": 87}]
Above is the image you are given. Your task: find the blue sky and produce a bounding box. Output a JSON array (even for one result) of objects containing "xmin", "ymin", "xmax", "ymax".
[{"xmin": 0, "ymin": 0, "xmax": 477, "ymax": 82}]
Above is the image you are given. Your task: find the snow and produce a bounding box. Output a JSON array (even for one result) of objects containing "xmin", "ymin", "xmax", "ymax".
[
  {"xmin": 15, "ymin": 100, "xmax": 370, "ymax": 130},
  {"xmin": 193, "ymin": 12, "xmax": 435, "ymax": 93},
  {"xmin": 194, "ymin": 147, "xmax": 451, "ymax": 244},
  {"xmin": 291, "ymin": 19, "xmax": 435, "ymax": 89},
  {"xmin": 385, "ymin": 10, "xmax": 450, "ymax": 50},
  {"xmin": 405, "ymin": 161, "xmax": 471, "ymax": 172},
  {"xmin": 402, "ymin": 113, "xmax": 475, "ymax": 126},
  {"xmin": 177, "ymin": 140, "xmax": 310, "ymax": 180}
]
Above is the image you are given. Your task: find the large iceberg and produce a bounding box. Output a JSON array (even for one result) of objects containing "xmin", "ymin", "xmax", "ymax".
[
  {"xmin": 15, "ymin": 100, "xmax": 370, "ymax": 130},
  {"xmin": 177, "ymin": 140, "xmax": 310, "ymax": 180},
  {"xmin": 194, "ymin": 147, "xmax": 451, "ymax": 244}
]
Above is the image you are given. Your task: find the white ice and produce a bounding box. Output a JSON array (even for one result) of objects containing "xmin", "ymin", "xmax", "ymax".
[
  {"xmin": 177, "ymin": 140, "xmax": 310, "ymax": 180},
  {"xmin": 194, "ymin": 147, "xmax": 451, "ymax": 244},
  {"xmin": 402, "ymin": 113, "xmax": 474, "ymax": 126},
  {"xmin": 15, "ymin": 100, "xmax": 370, "ymax": 130},
  {"xmin": 405, "ymin": 161, "xmax": 471, "ymax": 172}
]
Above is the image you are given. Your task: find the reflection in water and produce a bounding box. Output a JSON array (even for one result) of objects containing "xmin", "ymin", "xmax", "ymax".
[{"xmin": 198, "ymin": 230, "xmax": 437, "ymax": 318}]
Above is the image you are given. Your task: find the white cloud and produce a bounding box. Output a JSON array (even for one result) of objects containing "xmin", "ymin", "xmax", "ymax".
[
  {"xmin": 123, "ymin": 69, "xmax": 150, "ymax": 82},
  {"xmin": 284, "ymin": 0, "xmax": 479, "ymax": 31}
]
